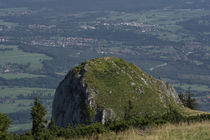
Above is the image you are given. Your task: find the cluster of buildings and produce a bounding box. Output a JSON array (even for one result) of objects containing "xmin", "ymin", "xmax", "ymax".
[
  {"xmin": 0, "ymin": 25, "xmax": 12, "ymax": 32},
  {"xmin": 118, "ymin": 22, "xmax": 155, "ymax": 28},
  {"xmin": 116, "ymin": 22, "xmax": 157, "ymax": 33},
  {"xmin": 7, "ymin": 10, "xmax": 32, "ymax": 16},
  {"xmin": 29, "ymin": 37, "xmax": 98, "ymax": 48},
  {"xmin": 0, "ymin": 96, "xmax": 15, "ymax": 104},
  {"xmin": 0, "ymin": 37, "xmax": 8, "ymax": 43},
  {"xmin": 28, "ymin": 24, "xmax": 56, "ymax": 29}
]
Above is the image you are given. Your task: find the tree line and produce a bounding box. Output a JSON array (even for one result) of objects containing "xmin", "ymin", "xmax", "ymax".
[
  {"xmin": 0, "ymin": 95, "xmax": 210, "ymax": 140},
  {"xmin": 178, "ymin": 88, "xmax": 197, "ymax": 110}
]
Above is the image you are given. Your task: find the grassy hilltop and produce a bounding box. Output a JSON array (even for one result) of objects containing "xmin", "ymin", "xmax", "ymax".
[{"xmin": 68, "ymin": 57, "xmax": 181, "ymax": 120}]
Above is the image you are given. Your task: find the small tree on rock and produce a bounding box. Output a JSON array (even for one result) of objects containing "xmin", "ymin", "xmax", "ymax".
[
  {"xmin": 178, "ymin": 93, "xmax": 186, "ymax": 106},
  {"xmin": 124, "ymin": 100, "xmax": 136, "ymax": 120},
  {"xmin": 186, "ymin": 88, "xmax": 196, "ymax": 110}
]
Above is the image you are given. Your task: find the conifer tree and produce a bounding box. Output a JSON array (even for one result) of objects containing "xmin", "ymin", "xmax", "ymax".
[
  {"xmin": 124, "ymin": 100, "xmax": 135, "ymax": 120},
  {"xmin": 31, "ymin": 97, "xmax": 47, "ymax": 136},
  {"xmin": 0, "ymin": 113, "xmax": 11, "ymax": 140},
  {"xmin": 178, "ymin": 93, "xmax": 186, "ymax": 106},
  {"xmin": 48, "ymin": 117, "xmax": 57, "ymax": 135},
  {"xmin": 186, "ymin": 88, "xmax": 196, "ymax": 109},
  {"xmin": 179, "ymin": 88, "xmax": 197, "ymax": 109}
]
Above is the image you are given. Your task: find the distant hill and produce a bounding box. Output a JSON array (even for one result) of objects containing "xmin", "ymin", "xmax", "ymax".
[
  {"xmin": 52, "ymin": 57, "xmax": 182, "ymax": 127},
  {"xmin": 1, "ymin": 0, "xmax": 210, "ymax": 12}
]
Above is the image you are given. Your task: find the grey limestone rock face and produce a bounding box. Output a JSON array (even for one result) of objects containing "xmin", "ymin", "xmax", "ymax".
[
  {"xmin": 52, "ymin": 70, "xmax": 114, "ymax": 128},
  {"xmin": 165, "ymin": 82, "xmax": 181, "ymax": 103},
  {"xmin": 157, "ymin": 80, "xmax": 181, "ymax": 104}
]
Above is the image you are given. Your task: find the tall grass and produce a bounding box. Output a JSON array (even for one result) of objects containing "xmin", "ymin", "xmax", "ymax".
[{"xmin": 71, "ymin": 121, "xmax": 210, "ymax": 140}]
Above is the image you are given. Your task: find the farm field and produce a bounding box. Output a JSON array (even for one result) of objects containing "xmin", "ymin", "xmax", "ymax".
[
  {"xmin": 0, "ymin": 86, "xmax": 55, "ymax": 131},
  {"xmin": 0, "ymin": 19, "xmax": 18, "ymax": 26},
  {"xmin": 0, "ymin": 86, "xmax": 54, "ymax": 98},
  {"xmin": 0, "ymin": 45, "xmax": 52, "ymax": 71},
  {"xmin": 9, "ymin": 123, "xmax": 31, "ymax": 133},
  {"xmin": 0, "ymin": 73, "xmax": 46, "ymax": 79}
]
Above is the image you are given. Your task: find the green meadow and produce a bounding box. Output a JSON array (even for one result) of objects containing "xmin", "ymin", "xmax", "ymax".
[
  {"xmin": 0, "ymin": 86, "xmax": 55, "ymax": 98},
  {"xmin": 0, "ymin": 19, "xmax": 18, "ymax": 27},
  {"xmin": 173, "ymin": 83, "xmax": 210, "ymax": 92},
  {"xmin": 0, "ymin": 45, "xmax": 52, "ymax": 71},
  {"xmin": 0, "ymin": 73, "xmax": 46, "ymax": 79},
  {"xmin": 9, "ymin": 123, "xmax": 32, "ymax": 132}
]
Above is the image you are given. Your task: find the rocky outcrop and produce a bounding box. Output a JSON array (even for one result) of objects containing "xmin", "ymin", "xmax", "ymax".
[
  {"xmin": 52, "ymin": 57, "xmax": 181, "ymax": 128},
  {"xmin": 52, "ymin": 70, "xmax": 115, "ymax": 127}
]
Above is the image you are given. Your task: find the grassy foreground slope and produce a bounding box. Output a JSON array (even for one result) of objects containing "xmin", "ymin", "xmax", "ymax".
[{"xmin": 74, "ymin": 121, "xmax": 210, "ymax": 140}]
